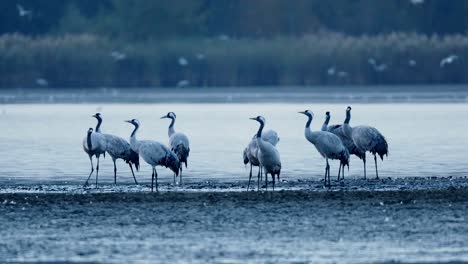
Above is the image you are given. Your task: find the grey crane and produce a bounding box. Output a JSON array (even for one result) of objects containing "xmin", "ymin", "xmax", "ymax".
[
  {"xmin": 83, "ymin": 126, "xmax": 106, "ymax": 187},
  {"xmin": 249, "ymin": 116, "xmax": 281, "ymax": 191},
  {"xmin": 299, "ymin": 110, "xmax": 349, "ymax": 187},
  {"xmin": 244, "ymin": 129, "xmax": 280, "ymax": 191},
  {"xmin": 125, "ymin": 119, "xmax": 180, "ymax": 192},
  {"xmin": 161, "ymin": 112, "xmax": 190, "ymax": 184},
  {"xmin": 83, "ymin": 113, "xmax": 107, "ymax": 187},
  {"xmin": 322, "ymin": 111, "xmax": 365, "ymax": 180},
  {"xmin": 342, "ymin": 106, "xmax": 388, "ymax": 179},
  {"xmin": 102, "ymin": 132, "xmax": 140, "ymax": 185}
]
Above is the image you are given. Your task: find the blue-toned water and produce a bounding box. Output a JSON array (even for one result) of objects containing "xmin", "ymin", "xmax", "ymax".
[{"xmin": 0, "ymin": 102, "xmax": 466, "ymax": 186}]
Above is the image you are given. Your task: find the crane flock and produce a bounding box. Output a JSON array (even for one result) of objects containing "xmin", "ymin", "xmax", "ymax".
[{"xmin": 83, "ymin": 107, "xmax": 388, "ymax": 192}]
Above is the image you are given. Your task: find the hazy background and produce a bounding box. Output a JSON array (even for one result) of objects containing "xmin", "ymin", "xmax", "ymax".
[{"xmin": 1, "ymin": 0, "xmax": 467, "ymax": 88}]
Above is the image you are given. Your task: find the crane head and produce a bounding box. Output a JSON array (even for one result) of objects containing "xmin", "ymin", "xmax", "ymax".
[
  {"xmin": 249, "ymin": 116, "xmax": 265, "ymax": 124},
  {"xmin": 92, "ymin": 113, "xmax": 102, "ymax": 119},
  {"xmin": 298, "ymin": 110, "xmax": 313, "ymax": 118},
  {"xmin": 161, "ymin": 112, "xmax": 176, "ymax": 119},
  {"xmin": 346, "ymin": 106, "xmax": 352, "ymax": 112},
  {"xmin": 325, "ymin": 111, "xmax": 330, "ymax": 116},
  {"xmin": 124, "ymin": 119, "xmax": 139, "ymax": 127}
]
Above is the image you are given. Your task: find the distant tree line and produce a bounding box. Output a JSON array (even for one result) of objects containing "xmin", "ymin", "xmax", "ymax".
[{"xmin": 2, "ymin": 0, "xmax": 468, "ymax": 39}]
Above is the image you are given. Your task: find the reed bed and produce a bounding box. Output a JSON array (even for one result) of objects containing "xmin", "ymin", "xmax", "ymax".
[{"xmin": 0, "ymin": 33, "xmax": 467, "ymax": 88}]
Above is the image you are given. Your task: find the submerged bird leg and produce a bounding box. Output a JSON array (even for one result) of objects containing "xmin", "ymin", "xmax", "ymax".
[
  {"xmin": 113, "ymin": 160, "xmax": 117, "ymax": 185},
  {"xmin": 129, "ymin": 164, "xmax": 138, "ymax": 185},
  {"xmin": 84, "ymin": 156, "xmax": 94, "ymax": 186},
  {"xmin": 96, "ymin": 157, "xmax": 100, "ymax": 188},
  {"xmin": 374, "ymin": 154, "xmax": 379, "ymax": 179},
  {"xmin": 247, "ymin": 164, "xmax": 253, "ymax": 191}
]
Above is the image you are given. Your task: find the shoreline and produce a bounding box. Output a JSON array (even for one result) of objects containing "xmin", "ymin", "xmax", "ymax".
[
  {"xmin": 1, "ymin": 176, "xmax": 467, "ymax": 195},
  {"xmin": 1, "ymin": 86, "xmax": 468, "ymax": 104}
]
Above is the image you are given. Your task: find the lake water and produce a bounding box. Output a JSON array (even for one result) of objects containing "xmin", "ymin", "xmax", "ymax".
[{"xmin": 0, "ymin": 102, "xmax": 467, "ymax": 186}]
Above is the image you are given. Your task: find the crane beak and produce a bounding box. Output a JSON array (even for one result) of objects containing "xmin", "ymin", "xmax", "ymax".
[
  {"xmin": 160, "ymin": 116, "xmax": 167, "ymax": 119},
  {"xmin": 92, "ymin": 114, "xmax": 97, "ymax": 118},
  {"xmin": 124, "ymin": 120, "xmax": 132, "ymax": 123},
  {"xmin": 298, "ymin": 111, "xmax": 306, "ymax": 114},
  {"xmin": 249, "ymin": 117, "xmax": 257, "ymax": 120}
]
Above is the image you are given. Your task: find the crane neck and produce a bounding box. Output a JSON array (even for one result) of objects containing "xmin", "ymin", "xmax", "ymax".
[
  {"xmin": 321, "ymin": 115, "xmax": 330, "ymax": 131},
  {"xmin": 168, "ymin": 117, "xmax": 176, "ymax": 137},
  {"xmin": 304, "ymin": 115, "xmax": 315, "ymax": 143},
  {"xmin": 95, "ymin": 117, "xmax": 103, "ymax": 133},
  {"xmin": 256, "ymin": 120, "xmax": 265, "ymax": 138},
  {"xmin": 344, "ymin": 110, "xmax": 351, "ymax": 124},
  {"xmin": 343, "ymin": 111, "xmax": 352, "ymax": 138},
  {"xmin": 130, "ymin": 124, "xmax": 139, "ymax": 139},
  {"xmin": 87, "ymin": 130, "xmax": 93, "ymax": 150},
  {"xmin": 305, "ymin": 114, "xmax": 312, "ymax": 129}
]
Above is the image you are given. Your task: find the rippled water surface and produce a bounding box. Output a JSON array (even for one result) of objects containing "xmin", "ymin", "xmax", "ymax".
[{"xmin": 0, "ymin": 103, "xmax": 466, "ymax": 185}]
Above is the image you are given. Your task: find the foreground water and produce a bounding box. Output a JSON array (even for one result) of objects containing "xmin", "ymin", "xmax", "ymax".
[
  {"xmin": 0, "ymin": 103, "xmax": 467, "ymax": 187},
  {"xmin": 1, "ymin": 189, "xmax": 468, "ymax": 263}
]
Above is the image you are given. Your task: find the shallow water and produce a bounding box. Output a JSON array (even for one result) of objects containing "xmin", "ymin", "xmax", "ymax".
[{"xmin": 0, "ymin": 103, "xmax": 467, "ymax": 186}]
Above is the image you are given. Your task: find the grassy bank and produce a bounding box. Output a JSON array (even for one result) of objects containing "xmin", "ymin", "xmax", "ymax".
[{"xmin": 1, "ymin": 33, "xmax": 467, "ymax": 88}]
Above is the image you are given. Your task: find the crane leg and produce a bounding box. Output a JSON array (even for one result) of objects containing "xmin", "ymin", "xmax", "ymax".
[
  {"xmin": 180, "ymin": 166, "xmax": 183, "ymax": 185},
  {"xmin": 96, "ymin": 157, "xmax": 100, "ymax": 188},
  {"xmin": 265, "ymin": 171, "xmax": 268, "ymax": 191},
  {"xmin": 113, "ymin": 160, "xmax": 117, "ymax": 185},
  {"xmin": 84, "ymin": 156, "xmax": 94, "ymax": 187},
  {"xmin": 151, "ymin": 168, "xmax": 155, "ymax": 192},
  {"xmin": 324, "ymin": 160, "xmax": 328, "ymax": 187},
  {"xmin": 325, "ymin": 159, "xmax": 330, "ymax": 187},
  {"xmin": 363, "ymin": 158, "xmax": 367, "ymax": 180},
  {"xmin": 374, "ymin": 154, "xmax": 379, "ymax": 179},
  {"xmin": 155, "ymin": 169, "xmax": 159, "ymax": 192},
  {"xmin": 129, "ymin": 164, "xmax": 138, "ymax": 185},
  {"xmin": 247, "ymin": 164, "xmax": 253, "ymax": 191},
  {"xmin": 257, "ymin": 166, "xmax": 261, "ymax": 191},
  {"xmin": 337, "ymin": 163, "xmax": 342, "ymax": 181},
  {"xmin": 173, "ymin": 173, "xmax": 176, "ymax": 185},
  {"xmin": 272, "ymin": 173, "xmax": 275, "ymax": 191},
  {"xmin": 342, "ymin": 164, "xmax": 345, "ymax": 181}
]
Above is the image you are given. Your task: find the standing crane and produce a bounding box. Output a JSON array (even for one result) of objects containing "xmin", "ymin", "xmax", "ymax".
[
  {"xmin": 86, "ymin": 113, "xmax": 140, "ymax": 185},
  {"xmin": 243, "ymin": 129, "xmax": 280, "ymax": 191},
  {"xmin": 125, "ymin": 119, "xmax": 180, "ymax": 192},
  {"xmin": 299, "ymin": 110, "xmax": 349, "ymax": 187},
  {"xmin": 103, "ymin": 132, "xmax": 140, "ymax": 185},
  {"xmin": 322, "ymin": 111, "xmax": 365, "ymax": 180},
  {"xmin": 161, "ymin": 112, "xmax": 190, "ymax": 184},
  {"xmin": 249, "ymin": 116, "xmax": 281, "ymax": 191},
  {"xmin": 342, "ymin": 106, "xmax": 388, "ymax": 179},
  {"xmin": 82, "ymin": 125, "xmax": 106, "ymax": 187},
  {"xmin": 82, "ymin": 113, "xmax": 106, "ymax": 187}
]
